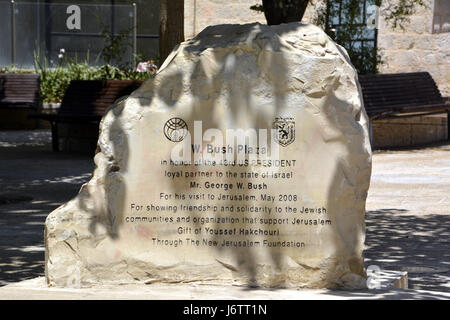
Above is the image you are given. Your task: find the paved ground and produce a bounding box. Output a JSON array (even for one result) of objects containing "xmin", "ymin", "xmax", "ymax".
[
  {"xmin": 1, "ymin": 277, "xmax": 449, "ymax": 300},
  {"xmin": 0, "ymin": 130, "xmax": 449, "ymax": 297},
  {"xmin": 365, "ymin": 144, "xmax": 450, "ymax": 292},
  {"xmin": 0, "ymin": 131, "xmax": 94, "ymax": 287}
]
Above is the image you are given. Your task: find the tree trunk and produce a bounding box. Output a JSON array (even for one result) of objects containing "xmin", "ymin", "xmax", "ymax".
[
  {"xmin": 159, "ymin": 0, "xmax": 184, "ymax": 66},
  {"xmin": 262, "ymin": 0, "xmax": 310, "ymax": 25}
]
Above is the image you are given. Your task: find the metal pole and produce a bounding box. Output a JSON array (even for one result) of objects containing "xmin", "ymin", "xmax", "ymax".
[
  {"xmin": 44, "ymin": 0, "xmax": 51, "ymax": 63},
  {"xmin": 111, "ymin": 0, "xmax": 115, "ymax": 39},
  {"xmin": 37, "ymin": 0, "xmax": 41, "ymax": 57},
  {"xmin": 132, "ymin": 3, "xmax": 137, "ymax": 69},
  {"xmin": 11, "ymin": 0, "xmax": 16, "ymax": 65}
]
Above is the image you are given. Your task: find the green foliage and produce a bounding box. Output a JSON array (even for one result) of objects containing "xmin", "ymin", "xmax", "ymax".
[
  {"xmin": 29, "ymin": 49, "xmax": 154, "ymax": 103},
  {"xmin": 35, "ymin": 65, "xmax": 152, "ymax": 104},
  {"xmin": 325, "ymin": 0, "xmax": 382, "ymax": 74},
  {"xmin": 2, "ymin": 19, "xmax": 157, "ymax": 104},
  {"xmin": 319, "ymin": 0, "xmax": 425, "ymax": 74},
  {"xmin": 100, "ymin": 23, "xmax": 135, "ymax": 70},
  {"xmin": 381, "ymin": 0, "xmax": 426, "ymax": 29},
  {"xmin": 251, "ymin": 0, "xmax": 425, "ymax": 74},
  {"xmin": 0, "ymin": 66, "xmax": 34, "ymax": 74}
]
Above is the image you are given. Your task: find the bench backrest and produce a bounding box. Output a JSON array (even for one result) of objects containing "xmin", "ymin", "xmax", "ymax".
[
  {"xmin": 58, "ymin": 80, "xmax": 144, "ymax": 118},
  {"xmin": 358, "ymin": 72, "xmax": 445, "ymax": 117},
  {"xmin": 0, "ymin": 73, "xmax": 40, "ymax": 108}
]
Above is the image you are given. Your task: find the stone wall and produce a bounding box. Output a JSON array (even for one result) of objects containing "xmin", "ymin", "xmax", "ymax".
[
  {"xmin": 378, "ymin": 0, "xmax": 450, "ymax": 96},
  {"xmin": 183, "ymin": 0, "xmax": 318, "ymax": 39},
  {"xmin": 184, "ymin": 0, "xmax": 266, "ymax": 39},
  {"xmin": 372, "ymin": 115, "xmax": 448, "ymax": 149},
  {"xmin": 182, "ymin": 3, "xmax": 449, "ymax": 99},
  {"xmin": 183, "ymin": 1, "xmax": 449, "ymax": 98}
]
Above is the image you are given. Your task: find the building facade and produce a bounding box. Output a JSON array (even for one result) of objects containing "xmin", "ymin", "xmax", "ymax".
[
  {"xmin": 377, "ymin": 0, "xmax": 449, "ymax": 96},
  {"xmin": 184, "ymin": 0, "xmax": 449, "ymax": 97}
]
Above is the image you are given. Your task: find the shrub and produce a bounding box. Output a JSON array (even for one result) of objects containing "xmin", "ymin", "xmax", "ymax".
[
  {"xmin": 32, "ymin": 51, "xmax": 155, "ymax": 103},
  {"xmin": 36, "ymin": 63, "xmax": 153, "ymax": 103},
  {"xmin": 1, "ymin": 57, "xmax": 155, "ymax": 103}
]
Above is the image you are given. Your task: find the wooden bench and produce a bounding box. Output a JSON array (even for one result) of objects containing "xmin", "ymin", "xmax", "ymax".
[
  {"xmin": 0, "ymin": 73, "xmax": 41, "ymax": 109},
  {"xmin": 31, "ymin": 80, "xmax": 143, "ymax": 151},
  {"xmin": 358, "ymin": 72, "xmax": 450, "ymax": 141},
  {"xmin": 0, "ymin": 73, "xmax": 41, "ymax": 129}
]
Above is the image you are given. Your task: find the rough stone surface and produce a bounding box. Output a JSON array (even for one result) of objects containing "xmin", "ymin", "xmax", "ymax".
[{"xmin": 45, "ymin": 22, "xmax": 372, "ymax": 289}]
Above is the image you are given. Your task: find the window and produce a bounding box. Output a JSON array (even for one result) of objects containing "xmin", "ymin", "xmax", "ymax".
[
  {"xmin": 432, "ymin": 0, "xmax": 450, "ymax": 33},
  {"xmin": 325, "ymin": 0, "xmax": 379, "ymax": 74}
]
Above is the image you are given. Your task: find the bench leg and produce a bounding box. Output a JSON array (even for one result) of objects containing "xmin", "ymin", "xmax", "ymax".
[
  {"xmin": 448, "ymin": 111, "xmax": 449, "ymax": 141},
  {"xmin": 51, "ymin": 121, "xmax": 59, "ymax": 152}
]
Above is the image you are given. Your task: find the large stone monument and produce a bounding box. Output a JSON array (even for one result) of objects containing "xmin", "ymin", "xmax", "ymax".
[{"xmin": 45, "ymin": 22, "xmax": 372, "ymax": 288}]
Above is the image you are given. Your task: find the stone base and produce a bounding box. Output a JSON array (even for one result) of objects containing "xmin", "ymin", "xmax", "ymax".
[
  {"xmin": 372, "ymin": 114, "xmax": 448, "ymax": 149},
  {"xmin": 5, "ymin": 271, "xmax": 450, "ymax": 300}
]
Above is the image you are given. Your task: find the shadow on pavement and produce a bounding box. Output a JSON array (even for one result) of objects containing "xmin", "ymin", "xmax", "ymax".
[
  {"xmin": 364, "ymin": 209, "xmax": 450, "ymax": 292},
  {"xmin": 0, "ymin": 130, "xmax": 94, "ymax": 286}
]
